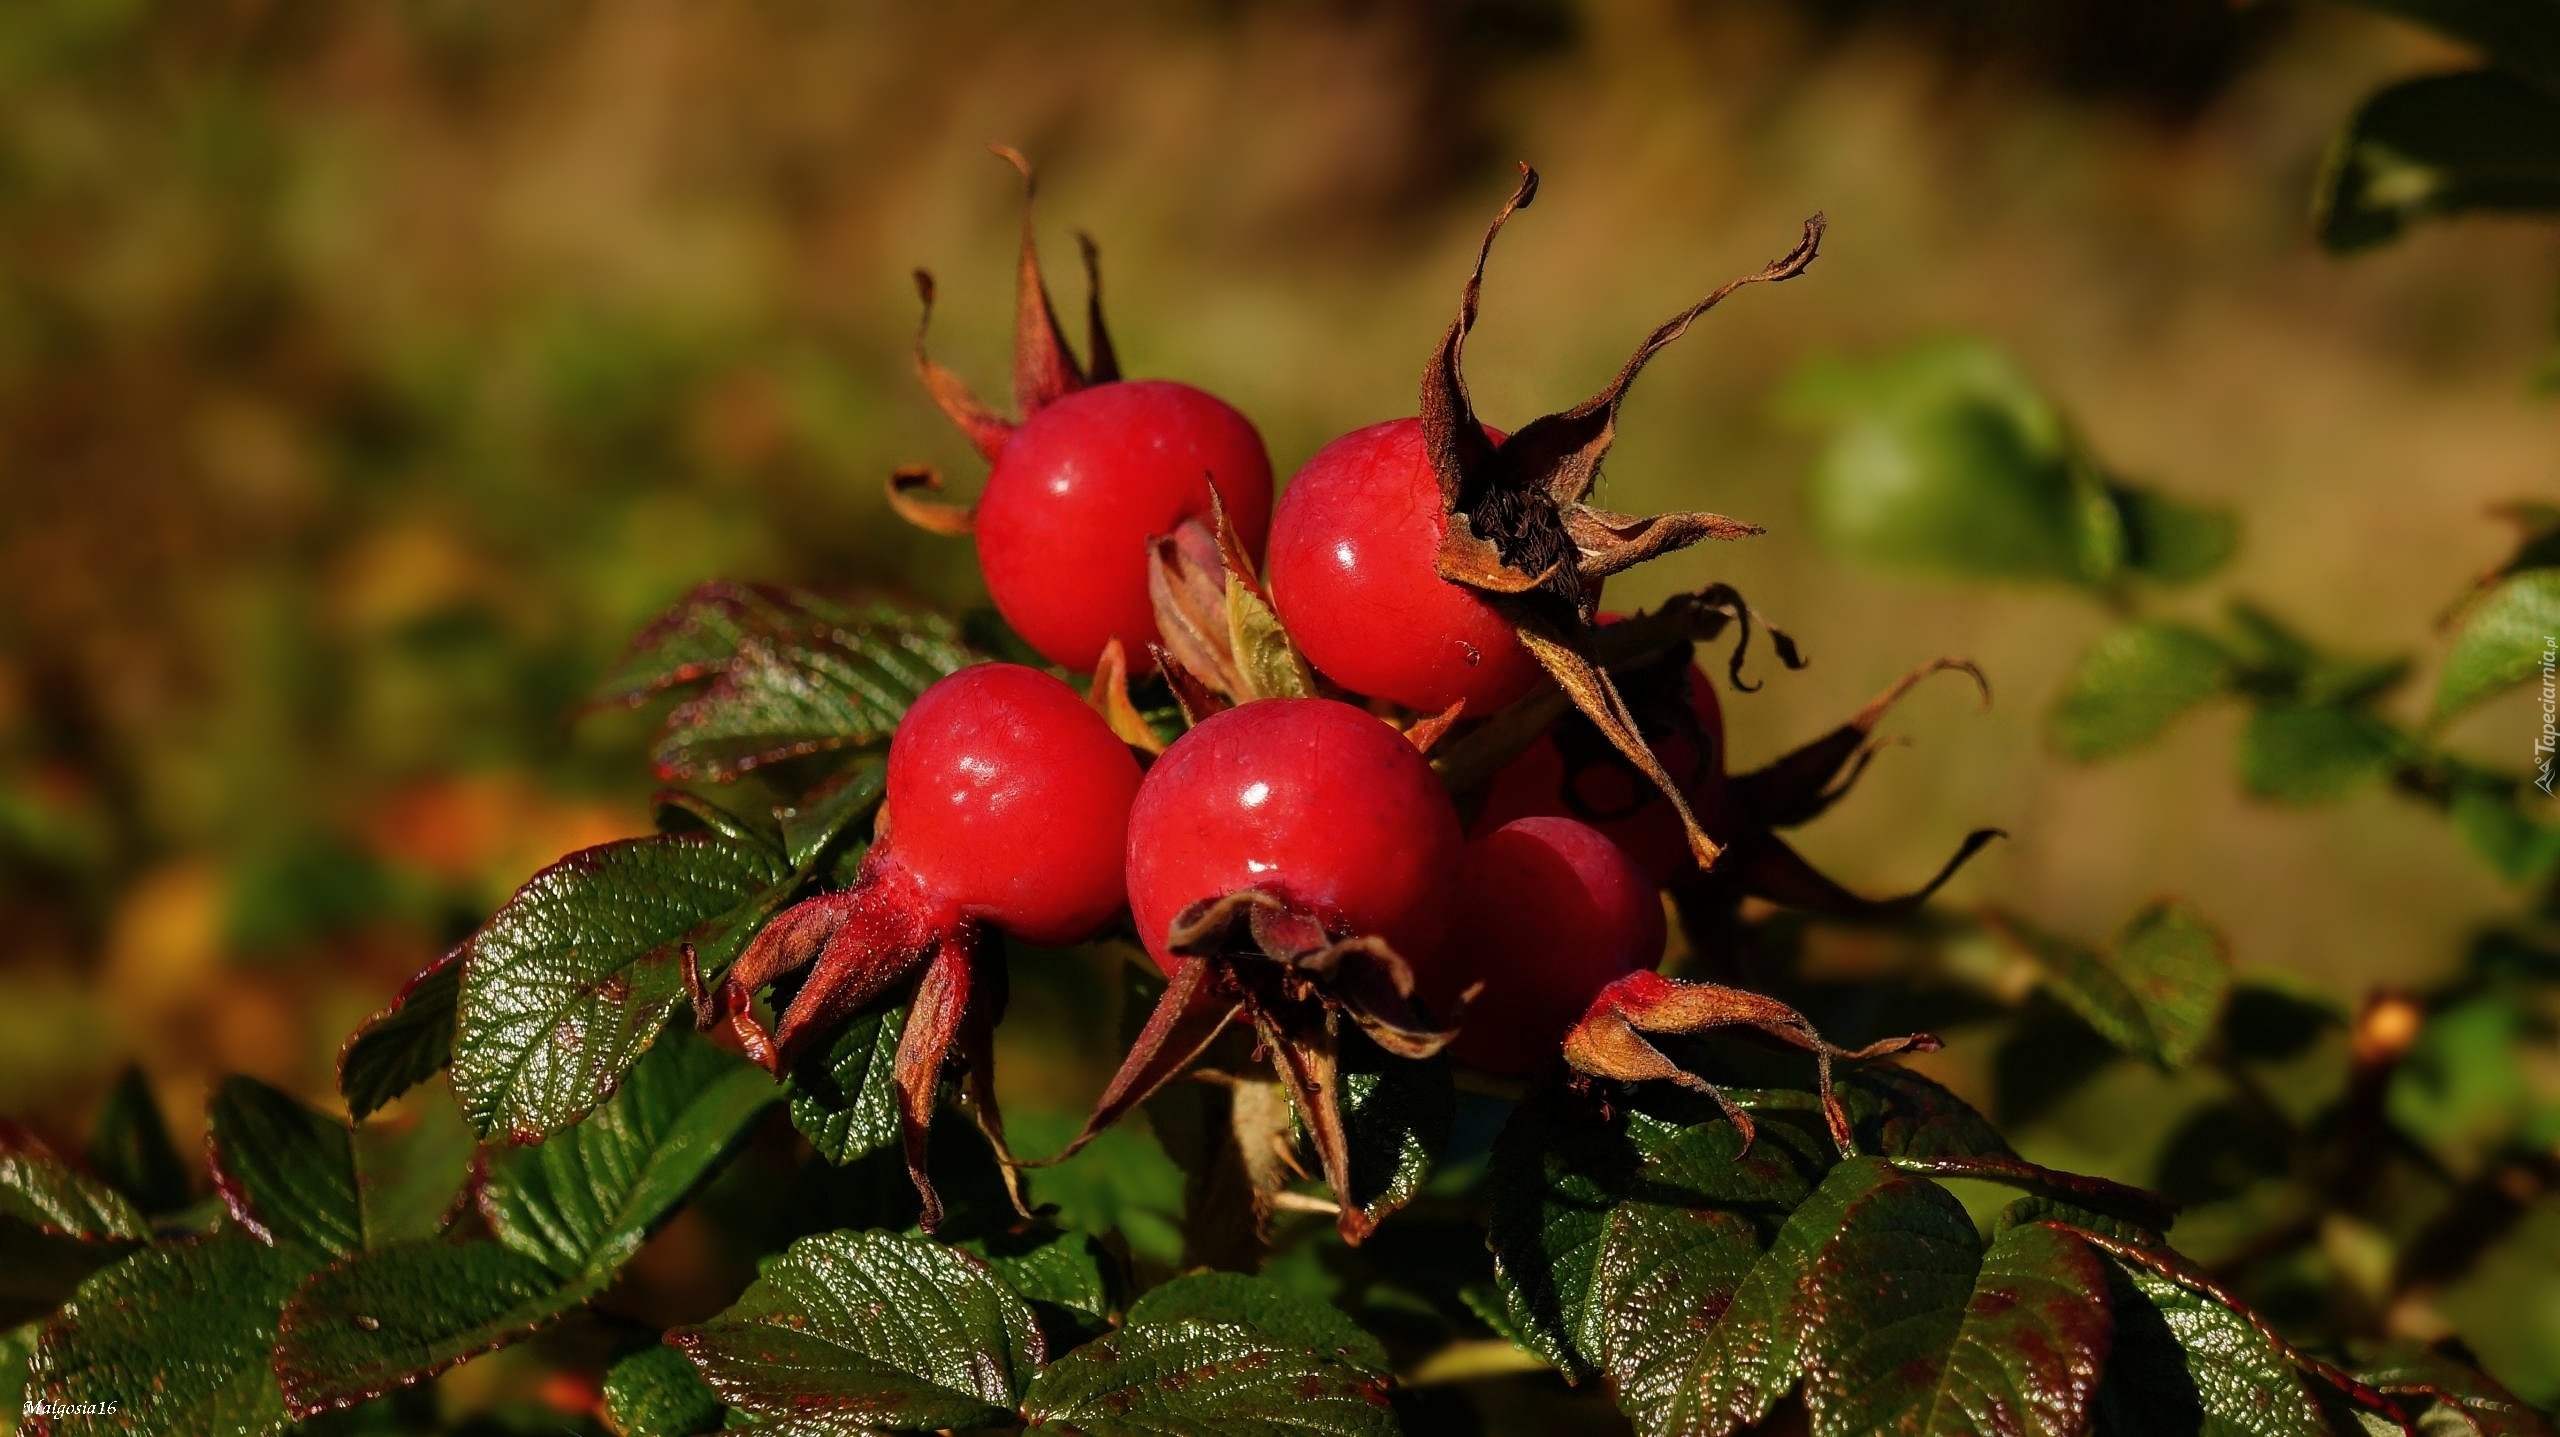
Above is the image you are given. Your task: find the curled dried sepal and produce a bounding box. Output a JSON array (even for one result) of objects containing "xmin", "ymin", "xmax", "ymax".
[
  {"xmin": 1734, "ymin": 657, "xmax": 1988, "ymax": 827},
  {"xmin": 900, "ymin": 146, "xmax": 1109, "ymax": 507},
  {"xmin": 1420, "ymin": 166, "xmax": 1819, "ymax": 865},
  {"xmin": 685, "ymin": 882, "xmax": 995, "ymax": 1230},
  {"xmin": 1403, "ymin": 699, "xmax": 1467, "ymax": 755},
  {"xmin": 1146, "ymin": 493, "xmax": 1316, "ymax": 710},
  {"xmin": 1026, "ymin": 888, "xmax": 1466, "ymax": 1244},
  {"xmin": 1562, "ymin": 969, "xmax": 1938, "ymax": 1154},
  {"xmin": 1087, "ymin": 638, "xmax": 1166, "ymax": 754},
  {"xmin": 885, "ymin": 466, "xmax": 976, "ymax": 537}
]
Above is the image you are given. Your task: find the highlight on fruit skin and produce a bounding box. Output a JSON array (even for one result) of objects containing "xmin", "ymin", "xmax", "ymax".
[
  {"xmin": 689, "ymin": 661, "xmax": 1142, "ymax": 1226},
  {"xmin": 888, "ymin": 145, "xmax": 1276, "ymax": 674}
]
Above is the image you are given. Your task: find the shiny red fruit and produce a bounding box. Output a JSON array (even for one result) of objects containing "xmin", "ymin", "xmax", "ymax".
[
  {"xmin": 885, "ymin": 662, "xmax": 1146, "ymax": 944},
  {"xmin": 975, "ymin": 379, "xmax": 1274, "ymax": 673},
  {"xmin": 1124, "ymin": 697, "xmax": 1464, "ymax": 975},
  {"xmin": 1433, "ymin": 817, "xmax": 1666, "ymax": 1075},
  {"xmin": 1472, "ymin": 653, "xmax": 1726, "ymax": 886},
  {"xmin": 1266, "ymin": 418, "xmax": 1547, "ymax": 715}
]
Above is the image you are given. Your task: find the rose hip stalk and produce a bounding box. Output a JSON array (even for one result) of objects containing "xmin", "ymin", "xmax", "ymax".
[
  {"xmin": 889, "ymin": 147, "xmax": 1275, "ymax": 675},
  {"xmin": 697, "ymin": 662, "xmax": 1141, "ymax": 1224},
  {"xmin": 1268, "ymin": 165, "xmax": 1820, "ymax": 870},
  {"xmin": 1040, "ymin": 697, "xmax": 1468, "ymax": 1244}
]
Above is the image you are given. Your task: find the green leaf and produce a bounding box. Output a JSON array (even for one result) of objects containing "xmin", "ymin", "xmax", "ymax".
[
  {"xmin": 2354, "ymin": 1343, "xmax": 2555, "ymax": 1436},
  {"xmin": 208, "ymin": 1076, "xmax": 473, "ymax": 1257},
  {"xmin": 1799, "ymin": 1204, "xmax": 2113, "ymax": 1437},
  {"xmin": 24, "ymin": 1237, "xmax": 313, "ymax": 1437},
  {"xmin": 2, "ymin": 1319, "xmax": 35, "ymax": 1430},
  {"xmin": 84, "ymin": 1067, "xmax": 190, "ymax": 1216},
  {"xmin": 1229, "ymin": 581, "xmax": 1317, "ymax": 701},
  {"xmin": 1020, "ymin": 1319, "xmax": 1399, "ymax": 1437},
  {"xmin": 1831, "ymin": 1065, "xmax": 2018, "ymax": 1159},
  {"xmin": 272, "ymin": 1034, "xmax": 775, "ymax": 1417},
  {"xmin": 2051, "ymin": 623, "xmax": 2232, "ymax": 760},
  {"xmin": 962, "ymin": 1227, "xmax": 1117, "ymax": 1348},
  {"xmin": 2443, "ymin": 1196, "xmax": 2560, "ymax": 1407},
  {"xmin": 1484, "ymin": 1091, "xmax": 1662, "ymax": 1377},
  {"xmin": 451, "ymin": 833, "xmax": 789, "ymax": 1142},
  {"xmin": 2317, "ymin": 70, "xmax": 2560, "ymax": 253},
  {"xmin": 605, "ymin": 1344, "xmax": 724, "ymax": 1437},
  {"xmin": 1, "ymin": 1120, "xmax": 150, "ymax": 1325},
  {"xmin": 651, "ymin": 611, "xmax": 973, "ymax": 783},
  {"xmin": 671, "ymin": 1228, "xmax": 1043, "ymax": 1430},
  {"xmin": 786, "ymin": 1000, "xmax": 908, "ymax": 1166},
  {"xmin": 2239, "ymin": 703, "xmax": 2400, "ymax": 805},
  {"xmin": 2092, "ymin": 1250, "xmax": 2329, "ymax": 1435},
  {"xmin": 2439, "ymin": 570, "xmax": 2560, "ymax": 720},
  {"xmin": 1, "ymin": 1122, "xmax": 149, "ymax": 1246},
  {"xmin": 337, "ymin": 949, "xmax": 463, "ymax": 1124},
  {"xmin": 1126, "ymin": 1272, "xmax": 1390, "ymax": 1375},
  {"xmin": 2329, "ymin": 0, "xmax": 2560, "ymax": 93},
  {"xmin": 272, "ymin": 1241, "xmax": 606, "ymax": 1421},
  {"xmin": 1788, "ymin": 340, "xmax": 2122, "ymax": 587},
  {"xmin": 2451, "ymin": 780, "xmax": 2560, "ymax": 884},
  {"xmin": 779, "ymin": 758, "xmax": 885, "ymax": 870},
  {"xmin": 1336, "ymin": 1040, "xmax": 1453, "ymax": 1230},
  {"xmin": 1589, "ymin": 1123, "xmax": 1845, "ymax": 1435},
  {"xmin": 2111, "ymin": 484, "xmax": 2237, "ymax": 586},
  {"xmin": 1993, "ymin": 902, "xmax": 2231, "ymax": 1068},
  {"xmin": 593, "ymin": 581, "xmax": 885, "ymax": 706}
]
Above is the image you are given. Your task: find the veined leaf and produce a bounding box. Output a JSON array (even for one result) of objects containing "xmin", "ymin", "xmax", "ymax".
[
  {"xmin": 272, "ymin": 1034, "xmax": 775, "ymax": 1417},
  {"xmin": 23, "ymin": 1237, "xmax": 313, "ymax": 1437},
  {"xmin": 2051, "ymin": 623, "xmax": 2231, "ymax": 760},
  {"xmin": 594, "ymin": 581, "xmax": 870, "ymax": 706},
  {"xmin": 1126, "ymin": 1271, "xmax": 1390, "ymax": 1375},
  {"xmin": 962, "ymin": 1227, "xmax": 1117, "ymax": 1349},
  {"xmin": 338, "ymin": 949, "xmax": 463, "ymax": 1123},
  {"xmin": 671, "ymin": 1228, "xmax": 1043, "ymax": 1430},
  {"xmin": 1992, "ymin": 902, "xmax": 2231, "ymax": 1069},
  {"xmin": 1, "ymin": 1120, "xmax": 150, "ymax": 1325},
  {"xmin": 2356, "ymin": 1342, "xmax": 2555, "ymax": 1436},
  {"xmin": 1484, "ymin": 1090, "xmax": 1666, "ymax": 1377},
  {"xmin": 651, "ymin": 614, "xmax": 972, "ymax": 782},
  {"xmin": 2090, "ymin": 1248, "xmax": 2329, "ymax": 1436},
  {"xmin": 605, "ymin": 1344, "xmax": 724, "ymax": 1437},
  {"xmin": 1021, "ymin": 1318, "xmax": 1399, "ymax": 1437},
  {"xmin": 786, "ymin": 1000, "xmax": 909, "ymax": 1166},
  {"xmin": 452, "ymin": 833, "xmax": 789, "ymax": 1142},
  {"xmin": 1335, "ymin": 1039, "xmax": 1453, "ymax": 1232},
  {"xmin": 207, "ymin": 1076, "xmax": 474, "ymax": 1257},
  {"xmin": 2439, "ymin": 569, "xmax": 2560, "ymax": 721}
]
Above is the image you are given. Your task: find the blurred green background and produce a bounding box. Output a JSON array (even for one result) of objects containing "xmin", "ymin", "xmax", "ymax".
[{"xmin": 2, "ymin": 0, "xmax": 2553, "ymax": 1321}]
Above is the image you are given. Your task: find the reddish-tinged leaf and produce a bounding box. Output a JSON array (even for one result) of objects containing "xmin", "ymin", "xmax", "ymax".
[
  {"xmin": 337, "ymin": 948, "xmax": 462, "ymax": 1122},
  {"xmin": 1021, "ymin": 1318, "xmax": 1398, "ymax": 1437},
  {"xmin": 23, "ymin": 1237, "xmax": 310, "ymax": 1437}
]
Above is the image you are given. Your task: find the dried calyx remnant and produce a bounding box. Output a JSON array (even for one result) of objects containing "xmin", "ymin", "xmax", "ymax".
[
  {"xmin": 886, "ymin": 143, "xmax": 1120, "ymax": 533},
  {"xmin": 1424, "ymin": 163, "xmax": 1822, "ymax": 870},
  {"xmin": 1029, "ymin": 891, "xmax": 1470, "ymax": 1246}
]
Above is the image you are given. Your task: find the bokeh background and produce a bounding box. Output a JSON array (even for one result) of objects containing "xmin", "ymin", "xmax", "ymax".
[{"xmin": 2, "ymin": 0, "xmax": 2555, "ymax": 1395}]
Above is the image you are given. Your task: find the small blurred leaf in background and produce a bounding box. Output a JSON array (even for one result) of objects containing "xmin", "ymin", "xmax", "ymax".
[
  {"xmin": 2051, "ymin": 622, "xmax": 2233, "ymax": 760},
  {"xmin": 1784, "ymin": 338, "xmax": 2231, "ymax": 591}
]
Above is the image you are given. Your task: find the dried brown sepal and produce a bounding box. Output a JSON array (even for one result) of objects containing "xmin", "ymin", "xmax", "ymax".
[
  {"xmin": 1562, "ymin": 969, "xmax": 1938, "ymax": 1154},
  {"xmin": 1150, "ymin": 642, "xmax": 1231, "ymax": 727},
  {"xmin": 1087, "ymin": 637, "xmax": 1166, "ymax": 754},
  {"xmin": 1428, "ymin": 584, "xmax": 1797, "ymax": 790},
  {"xmin": 885, "ymin": 465, "xmax": 977, "ymax": 537},
  {"xmin": 1147, "ymin": 521, "xmax": 1247, "ymax": 698},
  {"xmin": 1728, "ymin": 827, "xmax": 2004, "ymax": 920},
  {"xmin": 1420, "ymin": 166, "xmax": 1814, "ymax": 612},
  {"xmin": 1074, "ymin": 231, "xmax": 1122, "ymax": 385},
  {"xmin": 1733, "ymin": 657, "xmax": 1988, "ymax": 827},
  {"xmin": 1513, "ymin": 619, "xmax": 1721, "ymax": 868},
  {"xmin": 989, "ymin": 143, "xmax": 1087, "ymax": 416},
  {"xmin": 1027, "ymin": 887, "xmax": 1464, "ymax": 1244},
  {"xmin": 1403, "ymin": 699, "xmax": 1467, "ymax": 755},
  {"xmin": 911, "ymin": 271, "xmax": 1015, "ymax": 463}
]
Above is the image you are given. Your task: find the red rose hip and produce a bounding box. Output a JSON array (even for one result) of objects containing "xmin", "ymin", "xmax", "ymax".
[
  {"xmin": 1124, "ymin": 696, "xmax": 1464, "ymax": 975},
  {"xmin": 1267, "ymin": 418, "xmax": 1547, "ymax": 715},
  {"xmin": 1436, "ymin": 817, "xmax": 1666, "ymax": 1075},
  {"xmin": 976, "ymin": 379, "xmax": 1274, "ymax": 674}
]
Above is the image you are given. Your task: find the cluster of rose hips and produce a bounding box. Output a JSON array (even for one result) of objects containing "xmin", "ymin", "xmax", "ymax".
[{"xmin": 706, "ymin": 152, "xmax": 1983, "ymax": 1236}]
